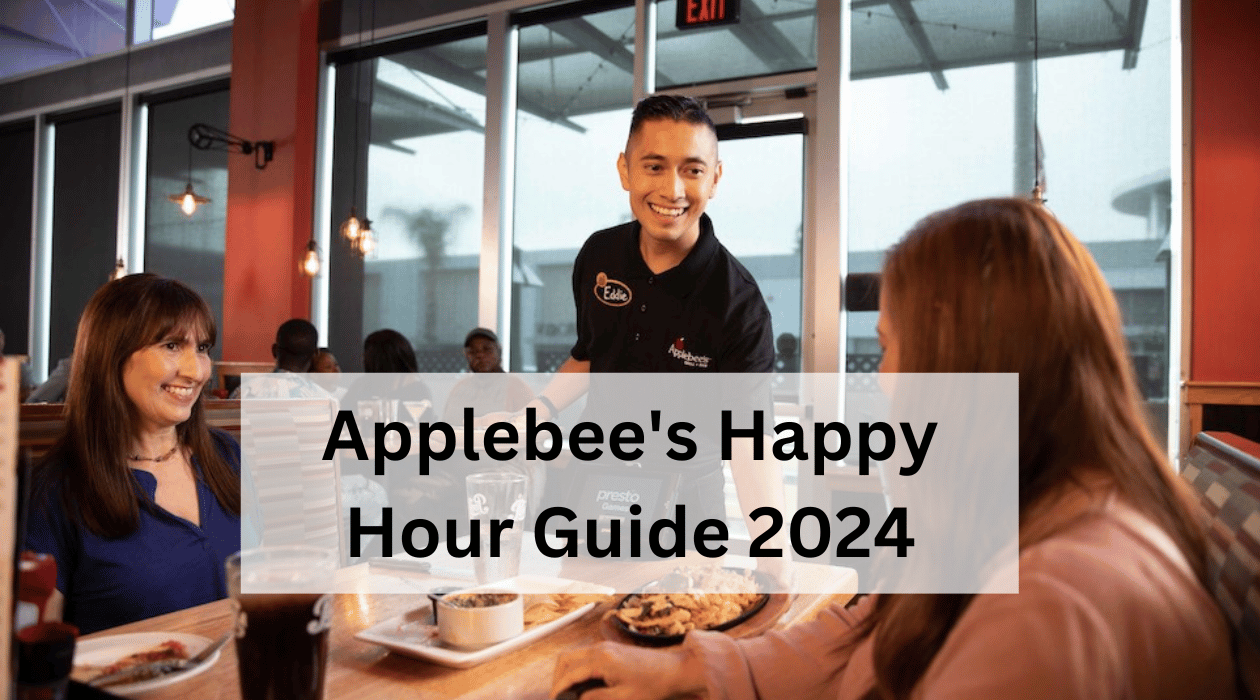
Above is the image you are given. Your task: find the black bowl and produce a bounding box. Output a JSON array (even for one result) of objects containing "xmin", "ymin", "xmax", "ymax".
[{"xmin": 610, "ymin": 568, "xmax": 772, "ymax": 647}]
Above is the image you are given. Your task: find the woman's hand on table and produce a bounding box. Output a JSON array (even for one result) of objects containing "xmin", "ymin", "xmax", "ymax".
[{"xmin": 551, "ymin": 641, "xmax": 705, "ymax": 700}]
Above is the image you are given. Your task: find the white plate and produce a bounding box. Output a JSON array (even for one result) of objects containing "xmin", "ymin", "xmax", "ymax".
[
  {"xmin": 73, "ymin": 632, "xmax": 221, "ymax": 696},
  {"xmin": 355, "ymin": 575, "xmax": 614, "ymax": 669}
]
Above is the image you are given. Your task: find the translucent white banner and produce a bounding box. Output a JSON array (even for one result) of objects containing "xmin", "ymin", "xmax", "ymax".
[{"xmin": 238, "ymin": 372, "xmax": 1018, "ymax": 596}]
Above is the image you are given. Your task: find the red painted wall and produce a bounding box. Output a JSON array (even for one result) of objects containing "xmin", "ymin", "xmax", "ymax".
[
  {"xmin": 1191, "ymin": 0, "xmax": 1260, "ymax": 381},
  {"xmin": 221, "ymin": 0, "xmax": 320, "ymax": 361}
]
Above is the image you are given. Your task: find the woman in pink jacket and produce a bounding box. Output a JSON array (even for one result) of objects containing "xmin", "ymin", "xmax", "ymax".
[{"xmin": 552, "ymin": 198, "xmax": 1237, "ymax": 700}]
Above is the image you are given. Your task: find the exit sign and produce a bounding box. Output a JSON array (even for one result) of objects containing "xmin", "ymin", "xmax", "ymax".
[{"xmin": 676, "ymin": 0, "xmax": 741, "ymax": 30}]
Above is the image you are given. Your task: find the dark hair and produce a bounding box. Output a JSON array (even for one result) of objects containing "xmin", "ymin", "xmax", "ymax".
[
  {"xmin": 274, "ymin": 318, "xmax": 318, "ymax": 371},
  {"xmin": 854, "ymin": 198, "xmax": 1206, "ymax": 699},
  {"xmin": 363, "ymin": 329, "xmax": 418, "ymax": 373},
  {"xmin": 42, "ymin": 273, "xmax": 239, "ymax": 538},
  {"xmin": 628, "ymin": 95, "xmax": 716, "ymax": 143}
]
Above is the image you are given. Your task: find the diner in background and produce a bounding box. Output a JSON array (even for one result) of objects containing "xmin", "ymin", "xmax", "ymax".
[
  {"xmin": 552, "ymin": 198, "xmax": 1238, "ymax": 700},
  {"xmin": 441, "ymin": 327, "xmax": 532, "ymax": 423},
  {"xmin": 312, "ymin": 347, "xmax": 341, "ymax": 373},
  {"xmin": 24, "ymin": 354, "xmax": 71, "ymax": 404},
  {"xmin": 231, "ymin": 317, "xmax": 327, "ymax": 399},
  {"xmin": 24, "ymin": 273, "xmax": 242, "ymax": 635}
]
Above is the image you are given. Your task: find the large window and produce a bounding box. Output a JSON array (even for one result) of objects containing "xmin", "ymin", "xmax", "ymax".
[
  {"xmin": 706, "ymin": 124, "xmax": 804, "ymax": 395},
  {"xmin": 0, "ymin": 0, "xmax": 233, "ymax": 82},
  {"xmin": 654, "ymin": 0, "xmax": 817, "ymax": 87},
  {"xmin": 144, "ymin": 85, "xmax": 231, "ymax": 360},
  {"xmin": 329, "ymin": 28, "xmax": 488, "ymax": 372},
  {"xmin": 845, "ymin": 0, "xmax": 1174, "ymax": 439},
  {"xmin": 0, "ymin": 121, "xmax": 35, "ymax": 357},
  {"xmin": 49, "ymin": 106, "xmax": 121, "ymax": 367},
  {"xmin": 511, "ymin": 2, "xmax": 637, "ymax": 371}
]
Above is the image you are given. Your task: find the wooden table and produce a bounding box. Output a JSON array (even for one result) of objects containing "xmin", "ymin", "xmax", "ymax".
[{"xmin": 81, "ymin": 562, "xmax": 856, "ymax": 700}]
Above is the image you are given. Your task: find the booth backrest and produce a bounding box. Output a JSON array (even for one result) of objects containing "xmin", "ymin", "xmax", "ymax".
[
  {"xmin": 1182, "ymin": 431, "xmax": 1260, "ymax": 699},
  {"xmin": 215, "ymin": 362, "xmax": 275, "ymax": 396},
  {"xmin": 19, "ymin": 399, "xmax": 242, "ymax": 462}
]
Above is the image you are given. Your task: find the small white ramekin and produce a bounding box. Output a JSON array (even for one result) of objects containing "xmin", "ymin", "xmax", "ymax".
[{"xmin": 436, "ymin": 590, "xmax": 524, "ymax": 649}]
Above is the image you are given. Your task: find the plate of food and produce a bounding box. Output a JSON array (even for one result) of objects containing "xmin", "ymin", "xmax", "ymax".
[
  {"xmin": 71, "ymin": 632, "xmax": 221, "ymax": 695},
  {"xmin": 609, "ymin": 567, "xmax": 776, "ymax": 647},
  {"xmin": 355, "ymin": 575, "xmax": 615, "ymax": 669}
]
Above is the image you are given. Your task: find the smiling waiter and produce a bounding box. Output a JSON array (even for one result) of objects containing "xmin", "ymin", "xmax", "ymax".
[{"xmin": 519, "ymin": 95, "xmax": 777, "ymax": 531}]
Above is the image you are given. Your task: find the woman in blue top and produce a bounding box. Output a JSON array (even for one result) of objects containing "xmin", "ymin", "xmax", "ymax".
[{"xmin": 25, "ymin": 274, "xmax": 241, "ymax": 634}]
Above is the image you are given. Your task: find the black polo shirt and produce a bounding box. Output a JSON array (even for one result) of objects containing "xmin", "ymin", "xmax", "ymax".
[{"xmin": 569, "ymin": 214, "xmax": 774, "ymax": 374}]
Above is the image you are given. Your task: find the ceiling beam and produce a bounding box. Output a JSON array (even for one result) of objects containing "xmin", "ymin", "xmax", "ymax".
[
  {"xmin": 373, "ymin": 81, "xmax": 485, "ymax": 134},
  {"xmin": 851, "ymin": 38, "xmax": 1129, "ymax": 81},
  {"xmin": 40, "ymin": 0, "xmax": 87, "ymax": 57},
  {"xmin": 546, "ymin": 17, "xmax": 677, "ymax": 86},
  {"xmin": 391, "ymin": 48, "xmax": 586, "ymax": 133},
  {"xmin": 1121, "ymin": 0, "xmax": 1149, "ymax": 69},
  {"xmin": 886, "ymin": 0, "xmax": 948, "ymax": 90},
  {"xmin": 728, "ymin": 1, "xmax": 809, "ymax": 74},
  {"xmin": 76, "ymin": 0, "xmax": 126, "ymax": 30},
  {"xmin": 549, "ymin": 18, "xmax": 634, "ymax": 75}
]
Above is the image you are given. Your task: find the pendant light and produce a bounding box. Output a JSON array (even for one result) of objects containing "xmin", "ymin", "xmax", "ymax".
[
  {"xmin": 168, "ymin": 133, "xmax": 210, "ymax": 216},
  {"xmin": 339, "ymin": 0, "xmax": 377, "ymax": 257},
  {"xmin": 300, "ymin": 239, "xmax": 321, "ymax": 277}
]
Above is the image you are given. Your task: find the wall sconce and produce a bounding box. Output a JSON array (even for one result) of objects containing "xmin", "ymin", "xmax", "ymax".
[
  {"xmin": 300, "ymin": 239, "xmax": 321, "ymax": 278},
  {"xmin": 189, "ymin": 123, "xmax": 275, "ymax": 170}
]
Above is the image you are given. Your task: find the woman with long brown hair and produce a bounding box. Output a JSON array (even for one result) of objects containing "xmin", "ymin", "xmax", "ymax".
[
  {"xmin": 551, "ymin": 199, "xmax": 1236, "ymax": 699},
  {"xmin": 25, "ymin": 274, "xmax": 241, "ymax": 634}
]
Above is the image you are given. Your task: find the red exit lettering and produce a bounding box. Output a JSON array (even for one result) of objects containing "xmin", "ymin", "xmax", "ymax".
[{"xmin": 686, "ymin": 0, "xmax": 727, "ymax": 24}]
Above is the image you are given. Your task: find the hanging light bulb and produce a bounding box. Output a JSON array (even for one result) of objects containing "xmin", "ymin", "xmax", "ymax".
[
  {"xmin": 168, "ymin": 183, "xmax": 210, "ymax": 216},
  {"xmin": 341, "ymin": 206, "xmax": 362, "ymax": 242},
  {"xmin": 300, "ymin": 239, "xmax": 321, "ymax": 277},
  {"xmin": 357, "ymin": 218, "xmax": 376, "ymax": 256}
]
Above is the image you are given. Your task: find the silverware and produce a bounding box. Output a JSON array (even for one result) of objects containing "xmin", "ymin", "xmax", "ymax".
[
  {"xmin": 88, "ymin": 631, "xmax": 231, "ymax": 689},
  {"xmin": 187, "ymin": 630, "xmax": 232, "ymax": 666}
]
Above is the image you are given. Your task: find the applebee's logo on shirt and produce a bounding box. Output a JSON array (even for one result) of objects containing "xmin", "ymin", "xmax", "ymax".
[
  {"xmin": 669, "ymin": 337, "xmax": 711, "ymax": 369},
  {"xmin": 594, "ymin": 272, "xmax": 632, "ymax": 307}
]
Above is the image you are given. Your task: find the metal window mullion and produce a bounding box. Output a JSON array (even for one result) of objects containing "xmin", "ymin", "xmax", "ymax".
[
  {"xmin": 634, "ymin": 0, "xmax": 656, "ymax": 101},
  {"xmin": 31, "ymin": 116, "xmax": 54, "ymax": 381},
  {"xmin": 311, "ymin": 58, "xmax": 337, "ymax": 340},
  {"xmin": 809, "ymin": 0, "xmax": 843, "ymax": 379},
  {"xmin": 795, "ymin": 0, "xmax": 845, "ymax": 518},
  {"xmin": 116, "ymin": 90, "xmax": 136, "ymax": 274},
  {"xmin": 128, "ymin": 0, "xmax": 153, "ymax": 45},
  {"xmin": 1171, "ymin": 0, "xmax": 1188, "ymax": 460},
  {"xmin": 481, "ymin": 12, "xmax": 518, "ymax": 364},
  {"xmin": 128, "ymin": 100, "xmax": 148, "ymax": 273}
]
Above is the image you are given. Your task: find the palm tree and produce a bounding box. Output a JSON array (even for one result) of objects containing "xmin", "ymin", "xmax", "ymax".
[{"xmin": 383, "ymin": 205, "xmax": 470, "ymax": 343}]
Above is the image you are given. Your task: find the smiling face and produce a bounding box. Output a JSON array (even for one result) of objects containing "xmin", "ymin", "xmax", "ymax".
[
  {"xmin": 617, "ymin": 118, "xmax": 722, "ymax": 254},
  {"xmin": 122, "ymin": 326, "xmax": 212, "ymax": 434}
]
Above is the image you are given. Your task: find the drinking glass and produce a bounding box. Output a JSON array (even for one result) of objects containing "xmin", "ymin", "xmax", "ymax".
[
  {"xmin": 465, "ymin": 472, "xmax": 528, "ymax": 584},
  {"xmin": 227, "ymin": 547, "xmax": 337, "ymax": 700}
]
